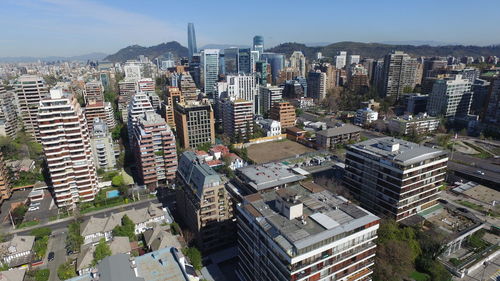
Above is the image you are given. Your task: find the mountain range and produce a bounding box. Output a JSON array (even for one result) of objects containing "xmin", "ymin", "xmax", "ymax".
[{"xmin": 104, "ymin": 42, "xmax": 188, "ymax": 62}]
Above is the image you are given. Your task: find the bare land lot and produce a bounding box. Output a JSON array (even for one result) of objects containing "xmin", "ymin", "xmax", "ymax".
[{"xmin": 247, "ymin": 140, "xmax": 315, "ymax": 164}]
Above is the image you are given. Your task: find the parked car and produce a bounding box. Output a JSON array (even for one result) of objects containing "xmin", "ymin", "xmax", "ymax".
[
  {"xmin": 476, "ymin": 170, "xmax": 485, "ymax": 176},
  {"xmin": 30, "ymin": 202, "xmax": 41, "ymax": 207},
  {"xmin": 28, "ymin": 206, "xmax": 39, "ymax": 212},
  {"xmin": 48, "ymin": 252, "xmax": 55, "ymax": 261}
]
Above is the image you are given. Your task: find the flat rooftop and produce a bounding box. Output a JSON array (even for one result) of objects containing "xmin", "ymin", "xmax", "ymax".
[
  {"xmin": 452, "ymin": 181, "xmax": 500, "ymax": 205},
  {"xmin": 135, "ymin": 247, "xmax": 188, "ymax": 281},
  {"xmin": 317, "ymin": 124, "xmax": 362, "ymax": 137},
  {"xmin": 237, "ymin": 162, "xmax": 307, "ymax": 191},
  {"xmin": 349, "ymin": 137, "xmax": 447, "ymax": 166},
  {"xmin": 242, "ymin": 183, "xmax": 379, "ymax": 254}
]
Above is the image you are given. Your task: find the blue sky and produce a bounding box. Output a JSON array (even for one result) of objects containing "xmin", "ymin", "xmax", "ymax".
[{"xmin": 1, "ymin": 0, "xmax": 499, "ymax": 57}]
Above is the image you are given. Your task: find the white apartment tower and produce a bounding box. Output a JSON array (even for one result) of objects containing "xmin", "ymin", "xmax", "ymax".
[
  {"xmin": 427, "ymin": 74, "xmax": 473, "ymax": 118},
  {"xmin": 127, "ymin": 92, "xmax": 155, "ymax": 143},
  {"xmin": 90, "ymin": 118, "xmax": 116, "ymax": 170},
  {"xmin": 289, "ymin": 51, "xmax": 306, "ymax": 77},
  {"xmin": 38, "ymin": 88, "xmax": 99, "ymax": 207},
  {"xmin": 0, "ymin": 86, "xmax": 19, "ymax": 138},
  {"xmin": 201, "ymin": 49, "xmax": 220, "ymax": 95}
]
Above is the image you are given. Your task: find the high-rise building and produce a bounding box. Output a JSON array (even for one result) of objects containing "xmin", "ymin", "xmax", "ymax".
[
  {"xmin": 224, "ymin": 47, "xmax": 239, "ymax": 74},
  {"xmin": 222, "ymin": 99, "xmax": 254, "ymax": 142},
  {"xmin": 201, "ymin": 49, "xmax": 220, "ymax": 95},
  {"xmin": 187, "ymin": 23, "xmax": 198, "ymax": 59},
  {"xmin": 176, "ymin": 151, "xmax": 234, "ymax": 252},
  {"xmin": 348, "ymin": 54, "xmax": 361, "ymax": 65},
  {"xmin": 131, "ymin": 112, "xmax": 177, "ymax": 189},
  {"xmin": 250, "ymin": 51, "xmax": 259, "ymax": 73},
  {"xmin": 127, "ymin": 92, "xmax": 155, "ymax": 143},
  {"xmin": 90, "ymin": 118, "xmax": 116, "ymax": 171},
  {"xmin": 381, "ymin": 51, "xmax": 418, "ymax": 99},
  {"xmin": 84, "ymin": 81, "xmax": 104, "ymax": 104},
  {"xmin": 84, "ymin": 101, "xmax": 116, "ymax": 132},
  {"xmin": 137, "ymin": 78, "xmax": 155, "ymax": 93},
  {"xmin": 38, "ymin": 88, "xmax": 99, "ymax": 207},
  {"xmin": 347, "ymin": 64, "xmax": 370, "ymax": 92},
  {"xmin": 259, "ymin": 84, "xmax": 282, "ymax": 114},
  {"xmin": 261, "ymin": 53, "xmax": 285, "ymax": 84},
  {"xmin": 270, "ymin": 101, "xmax": 296, "ymax": 129},
  {"xmin": 255, "ymin": 61, "xmax": 269, "ymax": 86},
  {"xmin": 123, "ymin": 61, "xmax": 142, "ymax": 80},
  {"xmin": 427, "ymin": 75, "xmax": 473, "ymax": 118},
  {"xmin": 471, "ymin": 79, "xmax": 490, "ymax": 117},
  {"xmin": 164, "ymin": 87, "xmax": 184, "ymax": 129},
  {"xmin": 289, "ymin": 51, "xmax": 306, "ymax": 77},
  {"xmin": 282, "ymin": 80, "xmax": 305, "ymax": 99},
  {"xmin": 236, "ymin": 182, "xmax": 380, "ymax": 281},
  {"xmin": 14, "ymin": 75, "xmax": 49, "ymax": 141},
  {"xmin": 482, "ymin": 76, "xmax": 500, "ymax": 125},
  {"xmin": 307, "ymin": 70, "xmax": 327, "ymax": 100},
  {"xmin": 174, "ymin": 100, "xmax": 215, "ymax": 149},
  {"xmin": 0, "ymin": 86, "xmax": 19, "ymax": 138},
  {"xmin": 334, "ymin": 51, "xmax": 347, "ymax": 69},
  {"xmin": 224, "ymin": 74, "xmax": 259, "ymax": 106},
  {"xmin": 0, "ymin": 152, "xmax": 11, "ymax": 203},
  {"xmin": 344, "ymin": 137, "xmax": 448, "ymax": 221},
  {"xmin": 179, "ymin": 72, "xmax": 198, "ymax": 101},
  {"xmin": 238, "ymin": 48, "xmax": 252, "ymax": 74},
  {"xmin": 252, "ymin": 35, "xmax": 264, "ymax": 56}
]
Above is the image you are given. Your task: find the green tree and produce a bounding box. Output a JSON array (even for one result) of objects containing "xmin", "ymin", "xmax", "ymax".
[
  {"xmin": 111, "ymin": 174, "xmax": 124, "ymax": 187},
  {"xmin": 11, "ymin": 204, "xmax": 28, "ymax": 225},
  {"xmin": 182, "ymin": 247, "xmax": 202, "ymax": 271},
  {"xmin": 374, "ymin": 240, "xmax": 414, "ymax": 281},
  {"xmin": 112, "ymin": 215, "xmax": 136, "ymax": 241},
  {"xmin": 33, "ymin": 236, "xmax": 49, "ymax": 259},
  {"xmin": 66, "ymin": 221, "xmax": 84, "ymax": 252},
  {"xmin": 93, "ymin": 238, "xmax": 112, "ymax": 265},
  {"xmin": 30, "ymin": 227, "xmax": 52, "ymax": 239},
  {"xmin": 196, "ymin": 142, "xmax": 212, "ymax": 152},
  {"xmin": 403, "ymin": 86, "xmax": 414, "ymax": 93},
  {"xmin": 57, "ymin": 261, "xmax": 76, "ymax": 280}
]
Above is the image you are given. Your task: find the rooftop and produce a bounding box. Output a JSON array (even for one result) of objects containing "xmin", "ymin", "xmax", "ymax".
[
  {"xmin": 241, "ymin": 183, "xmax": 379, "ymax": 255},
  {"xmin": 135, "ymin": 247, "xmax": 190, "ymax": 281},
  {"xmin": 317, "ymin": 124, "xmax": 362, "ymax": 137},
  {"xmin": 348, "ymin": 137, "xmax": 447, "ymax": 166},
  {"xmin": 237, "ymin": 162, "xmax": 307, "ymax": 191}
]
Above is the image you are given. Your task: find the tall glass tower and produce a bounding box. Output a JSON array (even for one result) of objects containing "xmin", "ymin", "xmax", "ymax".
[
  {"xmin": 187, "ymin": 23, "xmax": 197, "ymax": 59},
  {"xmin": 253, "ymin": 35, "xmax": 264, "ymax": 55}
]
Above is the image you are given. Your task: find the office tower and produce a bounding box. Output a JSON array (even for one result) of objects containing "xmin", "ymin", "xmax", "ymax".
[
  {"xmin": 14, "ymin": 75, "xmax": 49, "ymax": 141},
  {"xmin": 348, "ymin": 54, "xmax": 361, "ymax": 65},
  {"xmin": 261, "ymin": 53, "xmax": 285, "ymax": 84},
  {"xmin": 453, "ymin": 68, "xmax": 480, "ymax": 83},
  {"xmin": 334, "ymin": 51, "xmax": 347, "ymax": 68},
  {"xmin": 482, "ymin": 77, "xmax": 500, "ymax": 124},
  {"xmin": 250, "ymin": 51, "xmax": 259, "ymax": 73},
  {"xmin": 307, "ymin": 70, "xmax": 327, "ymax": 100},
  {"xmin": 277, "ymin": 67, "xmax": 300, "ymax": 85},
  {"xmin": 348, "ymin": 65, "xmax": 370, "ymax": 92},
  {"xmin": 224, "ymin": 74, "xmax": 259, "ymax": 105},
  {"xmin": 132, "ymin": 112, "xmax": 177, "ymax": 189},
  {"xmin": 90, "ymin": 118, "xmax": 116, "ymax": 171},
  {"xmin": 84, "ymin": 81, "xmax": 104, "ymax": 104},
  {"xmin": 270, "ymin": 101, "xmax": 296, "ymax": 129},
  {"xmin": 0, "ymin": 86, "xmax": 19, "ymax": 138},
  {"xmin": 236, "ymin": 182, "xmax": 380, "ymax": 281},
  {"xmin": 187, "ymin": 23, "xmax": 198, "ymax": 59},
  {"xmin": 361, "ymin": 58, "xmax": 375, "ymax": 82},
  {"xmin": 201, "ymin": 49, "xmax": 220, "ymax": 95},
  {"xmin": 174, "ymin": 100, "xmax": 215, "ymax": 149},
  {"xmin": 137, "ymin": 78, "xmax": 155, "ymax": 93},
  {"xmin": 372, "ymin": 59, "xmax": 385, "ymax": 90},
  {"xmin": 38, "ymin": 88, "xmax": 99, "ymax": 207},
  {"xmin": 252, "ymin": 35, "xmax": 264, "ymax": 56},
  {"xmin": 255, "ymin": 61, "xmax": 269, "ymax": 85},
  {"xmin": 123, "ymin": 61, "xmax": 142, "ymax": 80},
  {"xmin": 189, "ymin": 54, "xmax": 202, "ymax": 88},
  {"xmin": 179, "ymin": 72, "xmax": 198, "ymax": 101},
  {"xmin": 344, "ymin": 137, "xmax": 448, "ymax": 221},
  {"xmin": 127, "ymin": 93, "xmax": 155, "ymax": 143},
  {"xmin": 0, "ymin": 152, "xmax": 11, "ymax": 203},
  {"xmin": 289, "ymin": 51, "xmax": 306, "ymax": 77},
  {"xmin": 222, "ymin": 99, "xmax": 254, "ymax": 142},
  {"xmin": 176, "ymin": 151, "xmax": 234, "ymax": 252},
  {"xmin": 404, "ymin": 93, "xmax": 429, "ymax": 114},
  {"xmin": 381, "ymin": 51, "xmax": 418, "ymax": 99},
  {"xmin": 238, "ymin": 48, "xmax": 252, "ymax": 74},
  {"xmin": 224, "ymin": 47, "xmax": 239, "ymax": 74},
  {"xmin": 470, "ymin": 79, "xmax": 490, "ymax": 116},
  {"xmin": 427, "ymin": 75, "xmax": 473, "ymax": 118},
  {"xmin": 282, "ymin": 80, "xmax": 304, "ymax": 99},
  {"xmin": 259, "ymin": 85, "xmax": 282, "ymax": 114},
  {"xmin": 84, "ymin": 100, "xmax": 116, "ymax": 132},
  {"xmin": 164, "ymin": 87, "xmax": 184, "ymax": 129}
]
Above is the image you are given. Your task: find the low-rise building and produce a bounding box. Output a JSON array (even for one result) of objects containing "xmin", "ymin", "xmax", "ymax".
[
  {"xmin": 316, "ymin": 124, "xmax": 362, "ymax": 150},
  {"xmin": 388, "ymin": 113, "xmax": 439, "ymax": 135},
  {"xmin": 290, "ymin": 97, "xmax": 315, "ymax": 109},
  {"xmin": 236, "ymin": 182, "xmax": 380, "ymax": 281},
  {"xmin": 0, "ymin": 235, "xmax": 35, "ymax": 268},
  {"xmin": 256, "ymin": 119, "xmax": 282, "ymax": 137},
  {"xmin": 354, "ymin": 107, "xmax": 378, "ymax": 127},
  {"xmin": 80, "ymin": 203, "xmax": 168, "ymax": 245}
]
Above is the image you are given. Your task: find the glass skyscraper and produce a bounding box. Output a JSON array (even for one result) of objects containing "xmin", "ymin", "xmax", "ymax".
[
  {"xmin": 201, "ymin": 49, "xmax": 220, "ymax": 95},
  {"xmin": 238, "ymin": 48, "xmax": 251, "ymax": 74},
  {"xmin": 224, "ymin": 48, "xmax": 239, "ymax": 74},
  {"xmin": 187, "ymin": 23, "xmax": 197, "ymax": 59},
  {"xmin": 253, "ymin": 35, "xmax": 264, "ymax": 55}
]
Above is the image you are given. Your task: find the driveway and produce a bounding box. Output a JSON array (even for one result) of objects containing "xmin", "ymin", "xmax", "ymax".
[{"xmin": 46, "ymin": 232, "xmax": 68, "ymax": 281}]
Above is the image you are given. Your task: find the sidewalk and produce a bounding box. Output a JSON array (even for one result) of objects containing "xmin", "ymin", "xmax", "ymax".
[{"xmin": 6, "ymin": 197, "xmax": 158, "ymax": 234}]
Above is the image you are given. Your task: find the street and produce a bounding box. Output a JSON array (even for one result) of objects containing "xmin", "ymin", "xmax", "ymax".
[{"xmin": 46, "ymin": 232, "xmax": 68, "ymax": 281}]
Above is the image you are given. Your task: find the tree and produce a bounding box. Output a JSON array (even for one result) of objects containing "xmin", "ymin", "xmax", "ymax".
[
  {"xmin": 112, "ymin": 215, "xmax": 136, "ymax": 241},
  {"xmin": 196, "ymin": 142, "xmax": 212, "ymax": 152},
  {"xmin": 182, "ymin": 247, "xmax": 202, "ymax": 271},
  {"xmin": 111, "ymin": 174, "xmax": 124, "ymax": 187},
  {"xmin": 11, "ymin": 204, "xmax": 28, "ymax": 225},
  {"xmin": 66, "ymin": 221, "xmax": 84, "ymax": 252},
  {"xmin": 374, "ymin": 240, "xmax": 414, "ymax": 281},
  {"xmin": 27, "ymin": 269, "xmax": 50, "ymax": 281},
  {"xmin": 57, "ymin": 261, "xmax": 76, "ymax": 280},
  {"xmin": 93, "ymin": 238, "xmax": 112, "ymax": 265},
  {"xmin": 31, "ymin": 227, "xmax": 52, "ymax": 239},
  {"xmin": 33, "ymin": 236, "xmax": 49, "ymax": 260},
  {"xmin": 403, "ymin": 86, "xmax": 414, "ymax": 93}
]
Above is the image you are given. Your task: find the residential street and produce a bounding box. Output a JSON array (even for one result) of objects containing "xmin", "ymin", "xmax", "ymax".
[{"xmin": 46, "ymin": 232, "xmax": 67, "ymax": 281}]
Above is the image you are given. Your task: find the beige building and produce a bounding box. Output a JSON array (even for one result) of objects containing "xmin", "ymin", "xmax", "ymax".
[
  {"xmin": 84, "ymin": 81, "xmax": 104, "ymax": 103},
  {"xmin": 174, "ymin": 100, "xmax": 215, "ymax": 149},
  {"xmin": 38, "ymin": 88, "xmax": 99, "ymax": 207},
  {"xmin": 269, "ymin": 101, "xmax": 296, "ymax": 129},
  {"xmin": 0, "ymin": 152, "xmax": 11, "ymax": 203},
  {"xmin": 164, "ymin": 86, "xmax": 184, "ymax": 129},
  {"xmin": 222, "ymin": 99, "xmax": 254, "ymax": 142}
]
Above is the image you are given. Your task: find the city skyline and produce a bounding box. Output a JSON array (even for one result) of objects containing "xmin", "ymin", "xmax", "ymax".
[{"xmin": 1, "ymin": 0, "xmax": 500, "ymax": 57}]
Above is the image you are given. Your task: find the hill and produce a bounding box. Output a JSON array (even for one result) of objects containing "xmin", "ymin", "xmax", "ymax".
[
  {"xmin": 105, "ymin": 41, "xmax": 188, "ymax": 62},
  {"xmin": 267, "ymin": 41, "xmax": 500, "ymax": 59}
]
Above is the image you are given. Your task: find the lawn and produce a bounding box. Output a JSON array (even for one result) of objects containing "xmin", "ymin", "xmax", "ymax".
[
  {"xmin": 18, "ymin": 220, "xmax": 40, "ymax": 229},
  {"xmin": 410, "ymin": 271, "xmax": 430, "ymax": 281}
]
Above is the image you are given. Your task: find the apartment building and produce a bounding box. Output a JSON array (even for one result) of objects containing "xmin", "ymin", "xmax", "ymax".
[
  {"xmin": 176, "ymin": 151, "xmax": 234, "ymax": 252},
  {"xmin": 344, "ymin": 137, "xmax": 448, "ymax": 221},
  {"xmin": 0, "ymin": 86, "xmax": 19, "ymax": 138},
  {"xmin": 90, "ymin": 118, "xmax": 116, "ymax": 171},
  {"xmin": 137, "ymin": 78, "xmax": 155, "ymax": 93},
  {"xmin": 237, "ymin": 182, "xmax": 380, "ymax": 281},
  {"xmin": 316, "ymin": 124, "xmax": 362, "ymax": 150},
  {"xmin": 388, "ymin": 113, "xmax": 440, "ymax": 135},
  {"xmin": 84, "ymin": 101, "xmax": 116, "ymax": 132},
  {"xmin": 354, "ymin": 108, "xmax": 378, "ymax": 127},
  {"xmin": 38, "ymin": 88, "xmax": 99, "ymax": 207},
  {"xmin": 164, "ymin": 86, "xmax": 185, "ymax": 129},
  {"xmin": 427, "ymin": 74, "xmax": 473, "ymax": 118},
  {"xmin": 381, "ymin": 51, "xmax": 418, "ymax": 99},
  {"xmin": 0, "ymin": 152, "xmax": 11, "ymax": 203},
  {"xmin": 222, "ymin": 99, "xmax": 254, "ymax": 142},
  {"xmin": 270, "ymin": 101, "xmax": 296, "ymax": 129},
  {"xmin": 84, "ymin": 81, "xmax": 104, "ymax": 103},
  {"xmin": 131, "ymin": 112, "xmax": 177, "ymax": 189},
  {"xmin": 14, "ymin": 75, "xmax": 49, "ymax": 141},
  {"xmin": 174, "ymin": 100, "xmax": 215, "ymax": 149},
  {"xmin": 259, "ymin": 84, "xmax": 282, "ymax": 114},
  {"xmin": 127, "ymin": 92, "xmax": 155, "ymax": 144}
]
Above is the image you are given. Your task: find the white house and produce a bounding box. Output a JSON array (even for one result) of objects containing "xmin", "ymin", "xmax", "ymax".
[
  {"xmin": 0, "ymin": 235, "xmax": 35, "ymax": 268},
  {"xmin": 257, "ymin": 119, "xmax": 281, "ymax": 137},
  {"xmin": 354, "ymin": 107, "xmax": 378, "ymax": 126}
]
